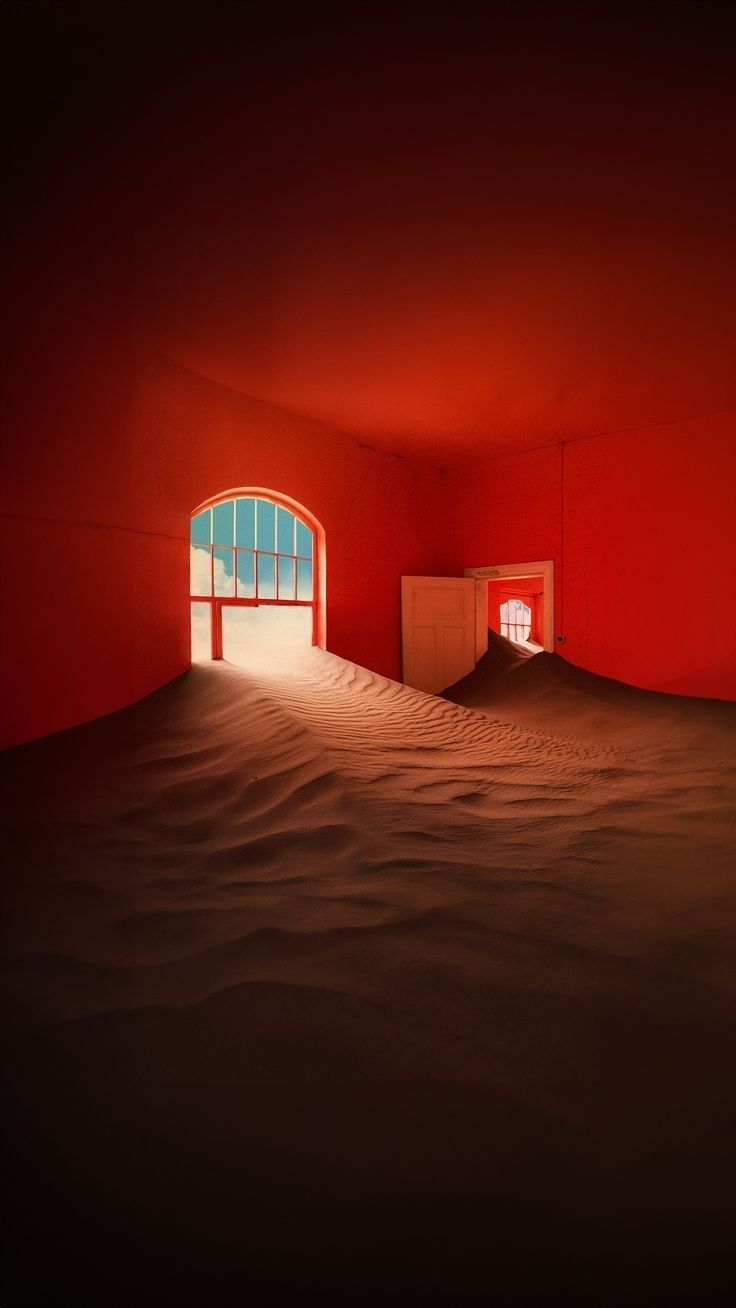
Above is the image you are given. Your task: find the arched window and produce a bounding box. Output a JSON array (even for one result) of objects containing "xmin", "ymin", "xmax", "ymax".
[
  {"xmin": 190, "ymin": 490, "xmax": 325, "ymax": 661},
  {"xmin": 500, "ymin": 598, "xmax": 532, "ymax": 644}
]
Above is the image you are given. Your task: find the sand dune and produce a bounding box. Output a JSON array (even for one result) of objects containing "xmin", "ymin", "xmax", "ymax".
[{"xmin": 2, "ymin": 637, "xmax": 736, "ymax": 1303}]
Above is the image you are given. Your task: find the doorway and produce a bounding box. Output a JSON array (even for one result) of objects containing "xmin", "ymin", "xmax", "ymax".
[{"xmin": 463, "ymin": 560, "xmax": 554, "ymax": 652}]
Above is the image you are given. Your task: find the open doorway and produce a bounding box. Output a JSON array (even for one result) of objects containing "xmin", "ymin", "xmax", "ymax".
[
  {"xmin": 463, "ymin": 560, "xmax": 554, "ymax": 654},
  {"xmin": 497, "ymin": 578, "xmax": 544, "ymax": 653},
  {"xmin": 189, "ymin": 489, "xmax": 326, "ymax": 667}
]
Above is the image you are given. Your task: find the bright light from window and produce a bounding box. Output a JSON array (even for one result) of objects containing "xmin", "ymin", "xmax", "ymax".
[
  {"xmin": 500, "ymin": 598, "xmax": 532, "ymax": 643},
  {"xmin": 190, "ymin": 495, "xmax": 316, "ymax": 663}
]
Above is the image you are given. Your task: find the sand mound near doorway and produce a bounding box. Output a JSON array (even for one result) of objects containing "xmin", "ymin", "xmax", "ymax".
[
  {"xmin": 446, "ymin": 627, "xmax": 736, "ymax": 745},
  {"xmin": 2, "ymin": 646, "xmax": 736, "ymax": 1303}
]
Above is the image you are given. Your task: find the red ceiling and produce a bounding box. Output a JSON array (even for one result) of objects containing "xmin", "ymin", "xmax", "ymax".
[{"xmin": 7, "ymin": 2, "xmax": 736, "ymax": 464}]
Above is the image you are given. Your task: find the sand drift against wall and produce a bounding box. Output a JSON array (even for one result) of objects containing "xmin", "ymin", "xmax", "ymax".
[{"xmin": 2, "ymin": 640, "xmax": 736, "ymax": 1303}]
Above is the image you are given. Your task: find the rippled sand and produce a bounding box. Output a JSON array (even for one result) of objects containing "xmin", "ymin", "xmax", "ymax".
[{"xmin": 3, "ymin": 641, "xmax": 736, "ymax": 1303}]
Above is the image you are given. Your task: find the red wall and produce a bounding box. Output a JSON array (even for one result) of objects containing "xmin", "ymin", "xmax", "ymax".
[
  {"xmin": 3, "ymin": 351, "xmax": 735, "ymax": 753},
  {"xmin": 4, "ymin": 8, "xmax": 734, "ymax": 746},
  {"xmin": 3, "ymin": 191, "xmax": 734, "ymax": 748},
  {"xmin": 447, "ymin": 414, "xmax": 736, "ymax": 700},
  {"xmin": 2, "ymin": 179, "xmax": 453, "ymax": 750},
  {"xmin": 562, "ymin": 420, "xmax": 736, "ymax": 697},
  {"xmin": 4, "ymin": 291, "xmax": 734, "ymax": 756},
  {"xmin": 0, "ymin": 329, "xmax": 449, "ymax": 748}
]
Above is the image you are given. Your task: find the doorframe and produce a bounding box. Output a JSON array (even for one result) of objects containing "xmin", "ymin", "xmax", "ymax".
[{"xmin": 463, "ymin": 560, "xmax": 555, "ymax": 652}]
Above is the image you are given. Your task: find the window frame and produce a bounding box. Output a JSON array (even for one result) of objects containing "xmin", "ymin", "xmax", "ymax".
[
  {"xmin": 190, "ymin": 488, "xmax": 326, "ymax": 661},
  {"xmin": 500, "ymin": 597, "xmax": 533, "ymax": 644}
]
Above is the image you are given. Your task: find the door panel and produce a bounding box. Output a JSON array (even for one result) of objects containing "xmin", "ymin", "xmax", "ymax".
[
  {"xmin": 401, "ymin": 577, "xmax": 484, "ymax": 693},
  {"xmin": 475, "ymin": 580, "xmax": 489, "ymax": 661},
  {"xmin": 414, "ymin": 586, "xmax": 466, "ymax": 619},
  {"xmin": 411, "ymin": 626, "xmax": 439, "ymax": 690}
]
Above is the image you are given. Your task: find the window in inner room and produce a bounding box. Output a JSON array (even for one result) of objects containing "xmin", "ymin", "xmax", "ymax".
[
  {"xmin": 500, "ymin": 598, "xmax": 532, "ymax": 644},
  {"xmin": 189, "ymin": 493, "xmax": 320, "ymax": 662}
]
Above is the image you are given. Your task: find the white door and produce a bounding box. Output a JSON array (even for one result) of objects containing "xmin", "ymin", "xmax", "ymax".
[{"xmin": 401, "ymin": 577, "xmax": 488, "ymax": 694}]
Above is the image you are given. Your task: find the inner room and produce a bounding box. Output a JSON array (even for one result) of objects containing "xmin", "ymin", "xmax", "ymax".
[{"xmin": 2, "ymin": 3, "xmax": 735, "ymax": 1305}]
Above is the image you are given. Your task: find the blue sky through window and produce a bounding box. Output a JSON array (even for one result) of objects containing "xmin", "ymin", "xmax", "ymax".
[{"xmin": 190, "ymin": 497, "xmax": 314, "ymax": 601}]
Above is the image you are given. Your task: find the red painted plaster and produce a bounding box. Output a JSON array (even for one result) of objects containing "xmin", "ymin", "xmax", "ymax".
[
  {"xmin": 448, "ymin": 416, "xmax": 736, "ymax": 700},
  {"xmin": 3, "ymin": 4, "xmax": 735, "ymax": 743},
  {"xmin": 0, "ymin": 334, "xmax": 449, "ymax": 748}
]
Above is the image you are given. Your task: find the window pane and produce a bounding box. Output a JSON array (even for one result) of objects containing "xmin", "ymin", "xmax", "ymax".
[
  {"xmin": 190, "ymin": 544, "xmax": 212, "ymax": 595},
  {"xmin": 277, "ymin": 507, "xmax": 295, "ymax": 554},
  {"xmin": 223, "ymin": 605, "xmax": 312, "ymax": 664},
  {"xmin": 257, "ymin": 552, "xmax": 276, "ymax": 599},
  {"xmin": 214, "ymin": 547, "xmax": 235, "ymax": 596},
  {"xmin": 236, "ymin": 497, "xmax": 256, "ymax": 549},
  {"xmin": 191, "ymin": 602, "xmax": 211, "ymax": 661},
  {"xmin": 213, "ymin": 500, "xmax": 234, "ymax": 546},
  {"xmin": 257, "ymin": 499, "xmax": 275, "ymax": 552},
  {"xmin": 296, "ymin": 558, "xmax": 313, "ymax": 600},
  {"xmin": 278, "ymin": 555, "xmax": 295, "ymax": 599},
  {"xmin": 296, "ymin": 519, "xmax": 313, "ymax": 559},
  {"xmin": 221, "ymin": 605, "xmax": 251, "ymax": 665},
  {"xmin": 191, "ymin": 509, "xmax": 211, "ymax": 545},
  {"xmin": 237, "ymin": 549, "xmax": 256, "ymax": 598}
]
